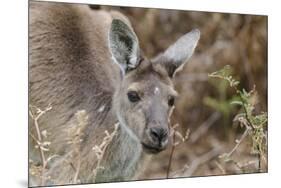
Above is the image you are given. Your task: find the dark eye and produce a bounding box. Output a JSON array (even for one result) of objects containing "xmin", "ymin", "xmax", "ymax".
[
  {"xmin": 168, "ymin": 96, "xmax": 175, "ymax": 106},
  {"xmin": 127, "ymin": 91, "xmax": 141, "ymax": 103}
]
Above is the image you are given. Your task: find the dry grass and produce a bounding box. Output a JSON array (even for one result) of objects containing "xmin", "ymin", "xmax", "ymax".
[
  {"xmin": 29, "ymin": 106, "xmax": 119, "ymax": 186},
  {"xmin": 91, "ymin": 122, "xmax": 119, "ymax": 182},
  {"xmin": 29, "ymin": 104, "xmax": 52, "ymax": 185}
]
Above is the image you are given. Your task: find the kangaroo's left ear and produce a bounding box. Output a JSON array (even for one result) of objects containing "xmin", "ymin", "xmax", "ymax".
[
  {"xmin": 153, "ymin": 29, "xmax": 200, "ymax": 77},
  {"xmin": 108, "ymin": 19, "xmax": 141, "ymax": 76}
]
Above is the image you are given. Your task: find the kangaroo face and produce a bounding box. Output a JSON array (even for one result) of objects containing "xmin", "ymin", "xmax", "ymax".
[
  {"xmin": 109, "ymin": 19, "xmax": 200, "ymax": 154},
  {"xmin": 114, "ymin": 60, "xmax": 177, "ymax": 153}
]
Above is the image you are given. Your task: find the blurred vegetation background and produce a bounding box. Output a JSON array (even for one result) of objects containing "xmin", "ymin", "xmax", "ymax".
[{"xmin": 95, "ymin": 5, "xmax": 268, "ymax": 179}]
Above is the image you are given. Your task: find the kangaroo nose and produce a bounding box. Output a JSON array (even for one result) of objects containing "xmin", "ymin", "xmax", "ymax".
[{"xmin": 149, "ymin": 127, "xmax": 169, "ymax": 148}]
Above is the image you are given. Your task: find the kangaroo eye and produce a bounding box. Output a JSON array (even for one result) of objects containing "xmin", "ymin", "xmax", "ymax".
[
  {"xmin": 168, "ymin": 96, "xmax": 175, "ymax": 106},
  {"xmin": 127, "ymin": 91, "xmax": 140, "ymax": 103}
]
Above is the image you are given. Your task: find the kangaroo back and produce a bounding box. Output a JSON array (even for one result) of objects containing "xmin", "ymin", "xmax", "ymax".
[{"xmin": 29, "ymin": 1, "xmax": 136, "ymax": 185}]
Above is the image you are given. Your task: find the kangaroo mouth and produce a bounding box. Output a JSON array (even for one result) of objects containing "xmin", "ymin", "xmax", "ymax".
[{"xmin": 141, "ymin": 142, "xmax": 164, "ymax": 154}]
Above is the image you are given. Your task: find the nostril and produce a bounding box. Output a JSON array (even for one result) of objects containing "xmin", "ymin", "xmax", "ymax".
[
  {"xmin": 149, "ymin": 127, "xmax": 168, "ymax": 146},
  {"xmin": 162, "ymin": 129, "xmax": 168, "ymax": 139},
  {"xmin": 150, "ymin": 128, "xmax": 160, "ymax": 141}
]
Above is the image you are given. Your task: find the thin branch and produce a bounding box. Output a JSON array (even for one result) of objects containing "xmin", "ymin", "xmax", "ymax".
[
  {"xmin": 190, "ymin": 112, "xmax": 221, "ymax": 143},
  {"xmin": 169, "ymin": 164, "xmax": 189, "ymax": 177},
  {"xmin": 224, "ymin": 127, "xmax": 249, "ymax": 158},
  {"xmin": 92, "ymin": 122, "xmax": 119, "ymax": 182},
  {"xmin": 166, "ymin": 124, "xmax": 190, "ymax": 178},
  {"xmin": 29, "ymin": 104, "xmax": 52, "ymax": 186},
  {"xmin": 66, "ymin": 110, "xmax": 89, "ymax": 183},
  {"xmin": 166, "ymin": 126, "xmax": 176, "ymax": 178},
  {"xmin": 214, "ymin": 160, "xmax": 226, "ymax": 174},
  {"xmin": 73, "ymin": 152, "xmax": 81, "ymax": 183},
  {"xmin": 182, "ymin": 147, "xmax": 222, "ymax": 177}
]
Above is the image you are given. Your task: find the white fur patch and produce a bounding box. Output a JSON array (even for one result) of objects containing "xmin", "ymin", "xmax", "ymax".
[
  {"xmin": 98, "ymin": 105, "xmax": 105, "ymax": 113},
  {"xmin": 154, "ymin": 87, "xmax": 160, "ymax": 95}
]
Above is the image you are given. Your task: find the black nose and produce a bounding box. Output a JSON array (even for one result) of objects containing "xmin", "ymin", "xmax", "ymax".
[{"xmin": 149, "ymin": 127, "xmax": 169, "ymax": 148}]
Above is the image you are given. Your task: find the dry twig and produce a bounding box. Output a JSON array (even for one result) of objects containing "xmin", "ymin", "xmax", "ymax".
[
  {"xmin": 66, "ymin": 110, "xmax": 89, "ymax": 183},
  {"xmin": 92, "ymin": 122, "xmax": 119, "ymax": 182},
  {"xmin": 166, "ymin": 124, "xmax": 190, "ymax": 178},
  {"xmin": 214, "ymin": 160, "xmax": 226, "ymax": 174},
  {"xmin": 29, "ymin": 104, "xmax": 52, "ymax": 186},
  {"xmin": 182, "ymin": 147, "xmax": 222, "ymax": 177},
  {"xmin": 190, "ymin": 112, "xmax": 221, "ymax": 143}
]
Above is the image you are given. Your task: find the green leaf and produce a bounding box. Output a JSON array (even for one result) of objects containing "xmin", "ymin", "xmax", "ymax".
[{"xmin": 230, "ymin": 100, "xmax": 243, "ymax": 106}]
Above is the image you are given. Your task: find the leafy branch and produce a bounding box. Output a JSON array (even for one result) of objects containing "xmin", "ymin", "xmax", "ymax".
[{"xmin": 209, "ymin": 65, "xmax": 267, "ymax": 172}]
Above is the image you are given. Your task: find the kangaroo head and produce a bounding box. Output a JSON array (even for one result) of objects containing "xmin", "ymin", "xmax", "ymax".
[{"xmin": 109, "ymin": 19, "xmax": 200, "ymax": 154}]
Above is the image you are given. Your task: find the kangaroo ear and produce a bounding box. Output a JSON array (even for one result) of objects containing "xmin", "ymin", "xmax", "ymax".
[
  {"xmin": 109, "ymin": 19, "xmax": 141, "ymax": 75},
  {"xmin": 153, "ymin": 29, "xmax": 200, "ymax": 77}
]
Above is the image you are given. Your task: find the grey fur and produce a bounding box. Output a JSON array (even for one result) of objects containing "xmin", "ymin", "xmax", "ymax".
[{"xmin": 29, "ymin": 1, "xmax": 199, "ymax": 186}]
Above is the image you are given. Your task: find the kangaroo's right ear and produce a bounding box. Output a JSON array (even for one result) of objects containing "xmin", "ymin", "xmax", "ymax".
[
  {"xmin": 152, "ymin": 29, "xmax": 200, "ymax": 77},
  {"xmin": 109, "ymin": 19, "xmax": 141, "ymax": 76}
]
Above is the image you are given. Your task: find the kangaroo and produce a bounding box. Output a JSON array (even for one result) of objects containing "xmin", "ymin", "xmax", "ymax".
[{"xmin": 29, "ymin": 1, "xmax": 200, "ymax": 186}]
